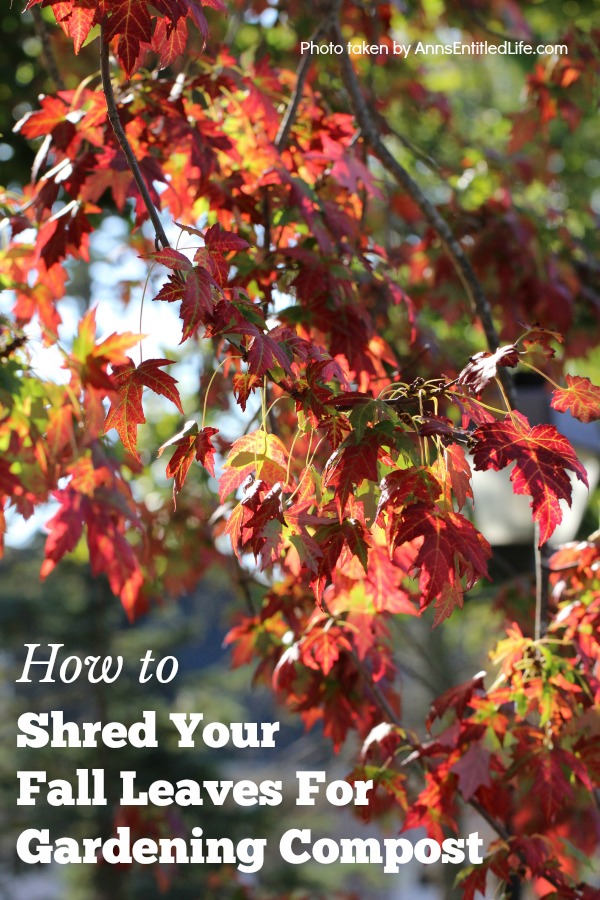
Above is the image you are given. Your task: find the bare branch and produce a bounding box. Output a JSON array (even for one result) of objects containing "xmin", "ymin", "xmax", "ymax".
[
  {"xmin": 534, "ymin": 524, "xmax": 552, "ymax": 641},
  {"xmin": 100, "ymin": 29, "xmax": 170, "ymax": 250},
  {"xmin": 275, "ymin": 21, "xmax": 328, "ymax": 150}
]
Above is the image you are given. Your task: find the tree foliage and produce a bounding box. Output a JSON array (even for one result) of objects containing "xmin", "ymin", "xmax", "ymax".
[{"xmin": 1, "ymin": 0, "xmax": 600, "ymax": 896}]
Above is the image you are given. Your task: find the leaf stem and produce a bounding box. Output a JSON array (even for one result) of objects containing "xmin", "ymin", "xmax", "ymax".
[
  {"xmin": 202, "ymin": 356, "xmax": 241, "ymax": 429},
  {"xmin": 494, "ymin": 375, "xmax": 516, "ymax": 421},
  {"xmin": 99, "ymin": 29, "xmax": 170, "ymax": 250},
  {"xmin": 519, "ymin": 359, "xmax": 562, "ymax": 391}
]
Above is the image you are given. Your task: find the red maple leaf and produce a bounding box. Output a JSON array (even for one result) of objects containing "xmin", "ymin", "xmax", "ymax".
[
  {"xmin": 391, "ymin": 505, "xmax": 491, "ymax": 624},
  {"xmin": 376, "ymin": 467, "xmax": 441, "ymax": 519},
  {"xmin": 472, "ymin": 411, "xmax": 588, "ymax": 545},
  {"xmin": 26, "ymin": 1, "xmax": 99, "ymax": 54},
  {"xmin": 40, "ymin": 470, "xmax": 145, "ymax": 620},
  {"xmin": 40, "ymin": 489, "xmax": 85, "ymax": 581},
  {"xmin": 220, "ymin": 430, "xmax": 290, "ymax": 502},
  {"xmin": 450, "ymin": 742, "xmax": 492, "ymax": 801},
  {"xmin": 444, "ymin": 444, "xmax": 473, "ymax": 511},
  {"xmin": 519, "ymin": 323, "xmax": 564, "ymax": 359},
  {"xmin": 550, "ymin": 375, "xmax": 600, "ymax": 423},
  {"xmin": 456, "ymin": 344, "xmax": 520, "ymax": 394},
  {"xmin": 364, "ymin": 544, "xmax": 418, "ymax": 615},
  {"xmin": 324, "ymin": 430, "xmax": 384, "ymax": 519},
  {"xmin": 428, "ymin": 672, "xmax": 486, "ymax": 726},
  {"xmin": 102, "ymin": 0, "xmax": 153, "ymax": 77},
  {"xmin": 104, "ymin": 358, "xmax": 183, "ymax": 459},
  {"xmin": 180, "ymin": 267, "xmax": 215, "ymax": 341},
  {"xmin": 246, "ymin": 331, "xmax": 293, "ymax": 377},
  {"xmin": 300, "ymin": 625, "xmax": 354, "ymax": 676},
  {"xmin": 151, "ymin": 15, "xmax": 188, "ymax": 69},
  {"xmin": 232, "ymin": 373, "xmax": 261, "ymax": 411},
  {"xmin": 157, "ymin": 421, "xmax": 220, "ymax": 500},
  {"xmin": 204, "ymin": 223, "xmax": 250, "ymax": 254},
  {"xmin": 15, "ymin": 93, "xmax": 69, "ymax": 139}
]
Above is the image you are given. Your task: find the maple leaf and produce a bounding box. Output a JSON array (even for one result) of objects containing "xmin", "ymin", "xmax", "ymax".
[
  {"xmin": 102, "ymin": 0, "xmax": 153, "ymax": 77},
  {"xmin": 154, "ymin": 274, "xmax": 186, "ymax": 304},
  {"xmin": 326, "ymin": 440, "xmax": 379, "ymax": 519},
  {"xmin": 177, "ymin": 224, "xmax": 238, "ymax": 287},
  {"xmin": 246, "ymin": 331, "xmax": 293, "ymax": 377},
  {"xmin": 40, "ymin": 488, "xmax": 85, "ymax": 582},
  {"xmin": 428, "ymin": 672, "xmax": 486, "ymax": 726},
  {"xmin": 13, "ymin": 282, "xmax": 61, "ymax": 337},
  {"xmin": 451, "ymin": 389, "xmax": 496, "ymax": 428},
  {"xmin": 152, "ymin": 15, "xmax": 188, "ymax": 69},
  {"xmin": 15, "ymin": 93, "xmax": 69, "ymax": 140},
  {"xmin": 391, "ymin": 505, "xmax": 491, "ymax": 623},
  {"xmin": 145, "ymin": 248, "xmax": 193, "ymax": 271},
  {"xmin": 180, "ymin": 267, "xmax": 215, "ymax": 341},
  {"xmin": 456, "ymin": 344, "xmax": 520, "ymax": 394},
  {"xmin": 195, "ymin": 426, "xmax": 219, "ymax": 477},
  {"xmin": 440, "ymin": 444, "xmax": 473, "ymax": 511},
  {"xmin": 87, "ymin": 515, "xmax": 145, "ymax": 621},
  {"xmin": 319, "ymin": 414, "xmax": 352, "ymax": 449},
  {"xmin": 450, "ymin": 742, "xmax": 492, "ymax": 801},
  {"xmin": 25, "ymin": 1, "xmax": 98, "ymax": 54},
  {"xmin": 376, "ymin": 467, "xmax": 441, "ymax": 519},
  {"xmin": 455, "ymin": 864, "xmax": 489, "ymax": 900},
  {"xmin": 519, "ymin": 323, "xmax": 564, "ymax": 359},
  {"xmin": 104, "ymin": 358, "xmax": 183, "ymax": 459},
  {"xmin": 472, "ymin": 411, "xmax": 588, "ymax": 545},
  {"xmin": 232, "ymin": 372, "xmax": 261, "ymax": 411},
  {"xmin": 364, "ymin": 544, "xmax": 417, "ymax": 615},
  {"xmin": 68, "ymin": 307, "xmax": 143, "ymax": 390},
  {"xmin": 550, "ymin": 375, "xmax": 600, "ymax": 423},
  {"xmin": 220, "ymin": 430, "xmax": 289, "ymax": 501},
  {"xmin": 242, "ymin": 484, "xmax": 286, "ymax": 565},
  {"xmin": 204, "ymin": 223, "xmax": 249, "ymax": 254},
  {"xmin": 157, "ymin": 422, "xmax": 219, "ymax": 502},
  {"xmin": 300, "ymin": 625, "xmax": 354, "ymax": 676},
  {"xmin": 324, "ymin": 429, "xmax": 384, "ymax": 519}
]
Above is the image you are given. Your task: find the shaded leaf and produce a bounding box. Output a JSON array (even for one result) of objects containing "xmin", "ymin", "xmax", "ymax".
[
  {"xmin": 551, "ymin": 375, "xmax": 600, "ymax": 423},
  {"xmin": 472, "ymin": 411, "xmax": 588, "ymax": 545}
]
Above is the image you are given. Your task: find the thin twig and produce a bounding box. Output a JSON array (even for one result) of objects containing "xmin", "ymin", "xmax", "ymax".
[
  {"xmin": 100, "ymin": 28, "xmax": 170, "ymax": 250},
  {"xmin": 275, "ymin": 20, "xmax": 329, "ymax": 150},
  {"xmin": 467, "ymin": 8, "xmax": 525, "ymax": 44},
  {"xmin": 534, "ymin": 524, "xmax": 552, "ymax": 642},
  {"xmin": 331, "ymin": 22, "xmax": 516, "ymax": 408},
  {"xmin": 31, "ymin": 6, "xmax": 66, "ymax": 91},
  {"xmin": 349, "ymin": 646, "xmax": 577, "ymax": 895}
]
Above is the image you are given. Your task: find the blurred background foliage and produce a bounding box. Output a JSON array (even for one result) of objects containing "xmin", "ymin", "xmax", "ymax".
[{"xmin": 1, "ymin": 0, "xmax": 600, "ymax": 897}]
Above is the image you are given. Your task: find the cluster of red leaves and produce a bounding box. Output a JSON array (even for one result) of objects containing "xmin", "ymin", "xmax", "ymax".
[
  {"xmin": 27, "ymin": 0, "xmax": 227, "ymax": 74},
  {"xmin": 225, "ymin": 541, "xmax": 600, "ymax": 897}
]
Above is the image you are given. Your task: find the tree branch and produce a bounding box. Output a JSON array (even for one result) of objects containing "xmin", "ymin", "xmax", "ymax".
[
  {"xmin": 534, "ymin": 525, "xmax": 552, "ymax": 642},
  {"xmin": 275, "ymin": 21, "xmax": 328, "ymax": 150},
  {"xmin": 100, "ymin": 29, "xmax": 170, "ymax": 250},
  {"xmin": 31, "ymin": 6, "xmax": 66, "ymax": 92},
  {"xmin": 331, "ymin": 22, "xmax": 516, "ymax": 407}
]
